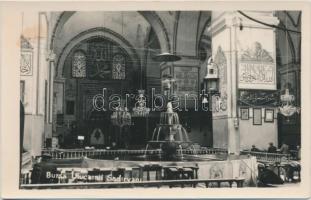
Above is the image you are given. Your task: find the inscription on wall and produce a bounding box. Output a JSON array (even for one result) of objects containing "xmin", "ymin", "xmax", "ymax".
[
  {"xmin": 238, "ymin": 42, "xmax": 276, "ymax": 90},
  {"xmin": 174, "ymin": 66, "xmax": 198, "ymax": 98},
  {"xmin": 20, "ymin": 36, "xmax": 33, "ymax": 76}
]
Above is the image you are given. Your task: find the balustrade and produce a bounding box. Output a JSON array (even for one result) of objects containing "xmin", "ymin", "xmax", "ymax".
[{"xmin": 41, "ymin": 148, "xmax": 296, "ymax": 163}]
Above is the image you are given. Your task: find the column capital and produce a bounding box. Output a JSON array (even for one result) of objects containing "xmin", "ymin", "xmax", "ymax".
[
  {"xmin": 208, "ymin": 11, "xmax": 279, "ymax": 37},
  {"xmin": 46, "ymin": 50, "xmax": 56, "ymax": 62}
]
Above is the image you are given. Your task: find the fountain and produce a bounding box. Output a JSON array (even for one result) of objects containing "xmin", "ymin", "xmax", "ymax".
[{"xmin": 146, "ymin": 102, "xmax": 192, "ymax": 160}]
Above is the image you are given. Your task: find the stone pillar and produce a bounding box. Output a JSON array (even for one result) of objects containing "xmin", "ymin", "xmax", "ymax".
[
  {"xmin": 46, "ymin": 51, "xmax": 56, "ymax": 128},
  {"xmin": 209, "ymin": 11, "xmax": 279, "ymax": 154}
]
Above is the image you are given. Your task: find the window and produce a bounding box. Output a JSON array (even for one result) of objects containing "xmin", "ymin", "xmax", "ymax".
[
  {"xmin": 72, "ymin": 51, "xmax": 86, "ymax": 78},
  {"xmin": 112, "ymin": 54, "xmax": 126, "ymax": 79},
  {"xmin": 66, "ymin": 100, "xmax": 75, "ymax": 115}
]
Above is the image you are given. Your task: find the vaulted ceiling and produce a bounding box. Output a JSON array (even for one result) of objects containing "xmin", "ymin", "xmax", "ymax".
[{"xmin": 50, "ymin": 11, "xmax": 211, "ymax": 59}]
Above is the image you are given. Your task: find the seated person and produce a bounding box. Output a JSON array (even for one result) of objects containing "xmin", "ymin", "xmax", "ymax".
[
  {"xmin": 251, "ymin": 145, "xmax": 260, "ymax": 152},
  {"xmin": 267, "ymin": 142, "xmax": 277, "ymax": 153},
  {"xmin": 281, "ymin": 161, "xmax": 301, "ymax": 182},
  {"xmin": 31, "ymin": 153, "xmax": 58, "ymax": 184}
]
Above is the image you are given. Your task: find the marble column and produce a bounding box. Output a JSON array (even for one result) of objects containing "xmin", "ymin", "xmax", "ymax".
[{"xmin": 209, "ymin": 11, "xmax": 279, "ymax": 154}]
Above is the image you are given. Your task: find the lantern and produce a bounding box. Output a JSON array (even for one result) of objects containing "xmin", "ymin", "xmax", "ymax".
[{"xmin": 204, "ymin": 57, "xmax": 219, "ymax": 93}]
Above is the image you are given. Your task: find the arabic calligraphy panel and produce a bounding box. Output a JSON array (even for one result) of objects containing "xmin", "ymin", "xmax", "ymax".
[{"xmin": 238, "ymin": 42, "xmax": 276, "ymax": 90}]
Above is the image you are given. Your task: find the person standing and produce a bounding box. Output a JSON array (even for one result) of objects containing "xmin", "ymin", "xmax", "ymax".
[
  {"xmin": 296, "ymin": 145, "xmax": 301, "ymax": 160},
  {"xmin": 279, "ymin": 142, "xmax": 290, "ymax": 154}
]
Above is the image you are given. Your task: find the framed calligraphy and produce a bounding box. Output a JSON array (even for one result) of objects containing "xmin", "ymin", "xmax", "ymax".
[
  {"xmin": 253, "ymin": 108, "xmax": 262, "ymax": 125},
  {"xmin": 264, "ymin": 108, "xmax": 274, "ymax": 123},
  {"xmin": 240, "ymin": 107, "xmax": 249, "ymax": 120}
]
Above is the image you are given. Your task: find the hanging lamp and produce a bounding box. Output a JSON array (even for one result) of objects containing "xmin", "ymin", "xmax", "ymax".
[
  {"xmin": 279, "ymin": 89, "xmax": 299, "ymax": 117},
  {"xmin": 152, "ymin": 52, "xmax": 181, "ymax": 62},
  {"xmin": 110, "ymin": 12, "xmax": 132, "ymax": 126},
  {"xmin": 132, "ymin": 89, "xmax": 150, "ymax": 117},
  {"xmin": 132, "ymin": 13, "xmax": 151, "ymax": 118}
]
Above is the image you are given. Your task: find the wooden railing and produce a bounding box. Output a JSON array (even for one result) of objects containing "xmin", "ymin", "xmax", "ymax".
[
  {"xmin": 178, "ymin": 148, "xmax": 228, "ymax": 155},
  {"xmin": 240, "ymin": 150, "xmax": 291, "ymax": 163}
]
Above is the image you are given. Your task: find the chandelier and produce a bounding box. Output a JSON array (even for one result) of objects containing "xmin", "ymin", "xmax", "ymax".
[
  {"xmin": 279, "ymin": 89, "xmax": 300, "ymax": 117},
  {"xmin": 111, "ymin": 106, "xmax": 132, "ymax": 127},
  {"xmin": 132, "ymin": 90, "xmax": 150, "ymax": 117}
]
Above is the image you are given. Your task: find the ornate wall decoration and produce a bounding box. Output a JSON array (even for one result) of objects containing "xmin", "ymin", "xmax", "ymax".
[
  {"xmin": 240, "ymin": 42, "xmax": 274, "ymax": 62},
  {"xmin": 112, "ymin": 54, "xmax": 126, "ymax": 80},
  {"xmin": 20, "ymin": 36, "xmax": 33, "ymax": 76},
  {"xmin": 238, "ymin": 42, "xmax": 276, "ymax": 90},
  {"xmin": 209, "ymin": 164, "xmax": 224, "ymax": 179},
  {"xmin": 239, "ymin": 161, "xmax": 247, "ymax": 177},
  {"xmin": 72, "ymin": 51, "xmax": 86, "ymax": 78},
  {"xmin": 213, "ymin": 46, "xmax": 227, "ymax": 114}
]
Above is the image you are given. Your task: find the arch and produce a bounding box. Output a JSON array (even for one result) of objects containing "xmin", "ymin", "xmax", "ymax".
[
  {"xmin": 138, "ymin": 11, "xmax": 170, "ymax": 52},
  {"xmin": 50, "ymin": 11, "xmax": 170, "ymax": 54},
  {"xmin": 277, "ymin": 21, "xmax": 296, "ymax": 64},
  {"xmin": 56, "ymin": 27, "xmax": 140, "ymax": 78},
  {"xmin": 197, "ymin": 13, "xmax": 211, "ymax": 58},
  {"xmin": 173, "ymin": 11, "xmax": 180, "ymax": 54},
  {"xmin": 50, "ymin": 11, "xmax": 75, "ymax": 50}
]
